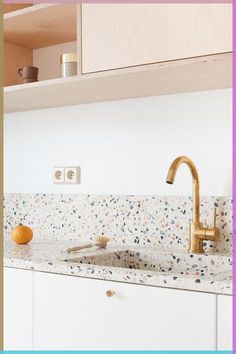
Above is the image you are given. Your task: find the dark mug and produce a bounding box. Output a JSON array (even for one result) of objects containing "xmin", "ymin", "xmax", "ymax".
[{"xmin": 18, "ymin": 66, "xmax": 39, "ymax": 83}]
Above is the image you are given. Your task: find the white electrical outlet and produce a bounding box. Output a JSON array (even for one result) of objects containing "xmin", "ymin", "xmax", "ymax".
[
  {"xmin": 53, "ymin": 167, "xmax": 65, "ymax": 183},
  {"xmin": 65, "ymin": 166, "xmax": 80, "ymax": 184}
]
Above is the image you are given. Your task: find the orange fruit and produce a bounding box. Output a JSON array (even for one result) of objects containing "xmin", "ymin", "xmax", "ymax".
[{"xmin": 11, "ymin": 224, "xmax": 33, "ymax": 244}]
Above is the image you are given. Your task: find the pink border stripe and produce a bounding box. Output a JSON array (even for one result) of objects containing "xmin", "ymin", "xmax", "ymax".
[
  {"xmin": 233, "ymin": 0, "xmax": 235, "ymax": 351},
  {"xmin": 2, "ymin": 0, "xmax": 235, "ymax": 350},
  {"xmin": 3, "ymin": 0, "xmax": 232, "ymax": 3}
]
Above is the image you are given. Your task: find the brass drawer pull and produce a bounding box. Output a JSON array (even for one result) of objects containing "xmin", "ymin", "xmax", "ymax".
[{"xmin": 106, "ymin": 290, "xmax": 115, "ymax": 297}]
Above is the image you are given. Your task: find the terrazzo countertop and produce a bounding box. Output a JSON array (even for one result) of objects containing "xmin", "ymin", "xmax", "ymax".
[{"xmin": 4, "ymin": 238, "xmax": 232, "ymax": 295}]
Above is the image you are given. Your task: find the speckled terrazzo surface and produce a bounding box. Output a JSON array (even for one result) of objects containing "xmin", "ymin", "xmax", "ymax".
[
  {"xmin": 4, "ymin": 238, "xmax": 232, "ymax": 295},
  {"xmin": 4, "ymin": 194, "xmax": 232, "ymax": 253},
  {"xmin": 4, "ymin": 193, "xmax": 232, "ymax": 294}
]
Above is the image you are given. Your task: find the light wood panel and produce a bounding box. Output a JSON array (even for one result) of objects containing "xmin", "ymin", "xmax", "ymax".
[
  {"xmin": 4, "ymin": 41, "xmax": 32, "ymax": 87},
  {"xmin": 3, "ymin": 4, "xmax": 32, "ymax": 14},
  {"xmin": 77, "ymin": 4, "xmax": 82, "ymax": 76},
  {"xmin": 4, "ymin": 4, "xmax": 77, "ymax": 49},
  {"xmin": 82, "ymin": 4, "xmax": 232, "ymax": 73},
  {"xmin": 4, "ymin": 53, "xmax": 232, "ymax": 113}
]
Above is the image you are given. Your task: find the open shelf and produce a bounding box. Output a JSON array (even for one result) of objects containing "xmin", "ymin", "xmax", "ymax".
[
  {"xmin": 4, "ymin": 53, "xmax": 232, "ymax": 113},
  {"xmin": 3, "ymin": 4, "xmax": 231, "ymax": 113},
  {"xmin": 4, "ymin": 4, "xmax": 77, "ymax": 49},
  {"xmin": 3, "ymin": 4, "xmax": 78, "ymax": 87}
]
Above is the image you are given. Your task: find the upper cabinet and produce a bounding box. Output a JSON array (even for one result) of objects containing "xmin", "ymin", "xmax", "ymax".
[
  {"xmin": 4, "ymin": 4, "xmax": 232, "ymax": 113},
  {"xmin": 82, "ymin": 4, "xmax": 232, "ymax": 73}
]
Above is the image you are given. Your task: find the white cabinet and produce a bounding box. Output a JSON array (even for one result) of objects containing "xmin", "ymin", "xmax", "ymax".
[
  {"xmin": 34, "ymin": 271, "xmax": 217, "ymax": 350},
  {"xmin": 82, "ymin": 4, "xmax": 232, "ymax": 73},
  {"xmin": 218, "ymin": 295, "xmax": 232, "ymax": 350},
  {"xmin": 4, "ymin": 268, "xmax": 231, "ymax": 350},
  {"xmin": 4, "ymin": 267, "xmax": 33, "ymax": 350}
]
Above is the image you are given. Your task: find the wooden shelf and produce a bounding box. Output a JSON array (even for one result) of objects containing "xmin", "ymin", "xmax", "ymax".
[
  {"xmin": 4, "ymin": 4, "xmax": 77, "ymax": 49},
  {"xmin": 3, "ymin": 4, "xmax": 33, "ymax": 14},
  {"xmin": 4, "ymin": 53, "xmax": 232, "ymax": 114}
]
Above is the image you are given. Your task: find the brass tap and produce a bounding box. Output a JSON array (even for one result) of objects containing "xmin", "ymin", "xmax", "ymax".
[{"xmin": 166, "ymin": 156, "xmax": 219, "ymax": 253}]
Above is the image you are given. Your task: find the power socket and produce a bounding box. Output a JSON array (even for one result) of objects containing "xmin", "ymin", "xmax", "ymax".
[
  {"xmin": 53, "ymin": 167, "xmax": 64, "ymax": 183},
  {"xmin": 65, "ymin": 166, "xmax": 80, "ymax": 184}
]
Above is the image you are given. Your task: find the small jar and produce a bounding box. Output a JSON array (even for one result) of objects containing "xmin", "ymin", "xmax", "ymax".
[{"xmin": 60, "ymin": 53, "xmax": 77, "ymax": 78}]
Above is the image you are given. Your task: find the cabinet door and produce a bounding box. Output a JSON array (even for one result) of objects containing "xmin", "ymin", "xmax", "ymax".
[
  {"xmin": 4, "ymin": 267, "xmax": 33, "ymax": 350},
  {"xmin": 218, "ymin": 295, "xmax": 232, "ymax": 350},
  {"xmin": 82, "ymin": 4, "xmax": 232, "ymax": 73},
  {"xmin": 34, "ymin": 272, "xmax": 216, "ymax": 350}
]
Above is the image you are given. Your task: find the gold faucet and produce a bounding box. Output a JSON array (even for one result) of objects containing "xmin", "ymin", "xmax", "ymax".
[{"xmin": 166, "ymin": 156, "xmax": 219, "ymax": 253}]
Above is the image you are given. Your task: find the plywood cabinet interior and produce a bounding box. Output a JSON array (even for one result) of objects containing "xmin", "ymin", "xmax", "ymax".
[
  {"xmin": 3, "ymin": 4, "xmax": 77, "ymax": 86},
  {"xmin": 82, "ymin": 4, "xmax": 232, "ymax": 73},
  {"xmin": 4, "ymin": 42, "xmax": 33, "ymax": 87},
  {"xmin": 3, "ymin": 4, "xmax": 32, "ymax": 14},
  {"xmin": 4, "ymin": 4, "xmax": 77, "ymax": 49}
]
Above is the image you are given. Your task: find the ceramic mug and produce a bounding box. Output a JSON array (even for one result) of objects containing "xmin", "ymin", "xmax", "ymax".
[{"xmin": 18, "ymin": 66, "xmax": 39, "ymax": 83}]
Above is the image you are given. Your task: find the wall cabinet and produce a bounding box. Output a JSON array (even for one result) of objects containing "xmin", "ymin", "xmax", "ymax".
[
  {"xmin": 4, "ymin": 268, "xmax": 33, "ymax": 350},
  {"xmin": 82, "ymin": 4, "xmax": 232, "ymax": 73},
  {"xmin": 4, "ymin": 4, "xmax": 232, "ymax": 113},
  {"xmin": 34, "ymin": 272, "xmax": 216, "ymax": 350},
  {"xmin": 218, "ymin": 295, "xmax": 232, "ymax": 350}
]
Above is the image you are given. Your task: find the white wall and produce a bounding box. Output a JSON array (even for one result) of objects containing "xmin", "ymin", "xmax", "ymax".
[{"xmin": 4, "ymin": 89, "xmax": 232, "ymax": 196}]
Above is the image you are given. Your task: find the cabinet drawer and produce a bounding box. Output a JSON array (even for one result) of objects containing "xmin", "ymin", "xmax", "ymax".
[
  {"xmin": 34, "ymin": 272, "xmax": 216, "ymax": 350},
  {"xmin": 82, "ymin": 4, "xmax": 232, "ymax": 73}
]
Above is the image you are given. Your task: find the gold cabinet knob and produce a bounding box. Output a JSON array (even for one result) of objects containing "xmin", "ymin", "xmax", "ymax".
[{"xmin": 106, "ymin": 290, "xmax": 115, "ymax": 297}]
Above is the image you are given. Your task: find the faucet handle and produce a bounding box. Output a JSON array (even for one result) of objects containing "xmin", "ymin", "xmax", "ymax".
[
  {"xmin": 213, "ymin": 207, "xmax": 217, "ymax": 228},
  {"xmin": 203, "ymin": 207, "xmax": 220, "ymax": 242}
]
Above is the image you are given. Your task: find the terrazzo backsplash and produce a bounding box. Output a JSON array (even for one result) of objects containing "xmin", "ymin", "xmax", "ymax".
[{"xmin": 4, "ymin": 193, "xmax": 232, "ymax": 254}]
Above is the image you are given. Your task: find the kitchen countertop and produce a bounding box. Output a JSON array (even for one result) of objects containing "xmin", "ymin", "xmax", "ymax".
[{"xmin": 4, "ymin": 238, "xmax": 232, "ymax": 295}]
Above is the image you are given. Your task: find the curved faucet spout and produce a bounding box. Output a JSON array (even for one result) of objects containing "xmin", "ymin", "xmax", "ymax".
[
  {"xmin": 166, "ymin": 156, "xmax": 199, "ymax": 185},
  {"xmin": 166, "ymin": 156, "xmax": 200, "ymax": 224},
  {"xmin": 166, "ymin": 156, "xmax": 219, "ymax": 253}
]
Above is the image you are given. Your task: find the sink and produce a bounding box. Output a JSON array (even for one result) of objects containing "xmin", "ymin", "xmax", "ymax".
[{"xmin": 63, "ymin": 248, "xmax": 232, "ymax": 277}]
